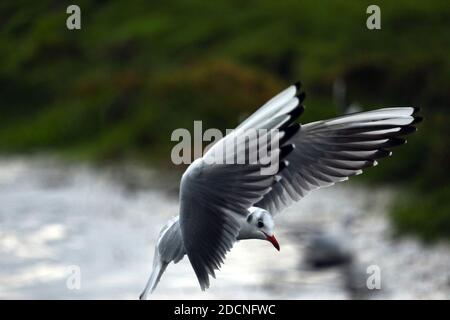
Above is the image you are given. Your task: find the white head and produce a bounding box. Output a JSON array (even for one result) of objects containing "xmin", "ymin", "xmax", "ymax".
[{"xmin": 238, "ymin": 207, "xmax": 280, "ymax": 251}]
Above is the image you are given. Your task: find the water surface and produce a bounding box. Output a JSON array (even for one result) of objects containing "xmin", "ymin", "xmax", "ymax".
[{"xmin": 0, "ymin": 158, "xmax": 449, "ymax": 299}]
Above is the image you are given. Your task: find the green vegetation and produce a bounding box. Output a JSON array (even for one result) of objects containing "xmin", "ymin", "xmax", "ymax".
[
  {"xmin": 392, "ymin": 187, "xmax": 450, "ymax": 243},
  {"xmin": 0, "ymin": 1, "xmax": 448, "ymax": 240}
]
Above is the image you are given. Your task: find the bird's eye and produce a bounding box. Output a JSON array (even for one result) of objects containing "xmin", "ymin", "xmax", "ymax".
[{"xmin": 257, "ymin": 221, "xmax": 264, "ymax": 228}]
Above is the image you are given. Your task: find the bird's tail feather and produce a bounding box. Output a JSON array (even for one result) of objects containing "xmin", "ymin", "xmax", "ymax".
[{"xmin": 139, "ymin": 261, "xmax": 168, "ymax": 300}]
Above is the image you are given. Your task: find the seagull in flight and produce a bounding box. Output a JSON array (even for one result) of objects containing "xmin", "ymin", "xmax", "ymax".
[{"xmin": 139, "ymin": 82, "xmax": 421, "ymax": 299}]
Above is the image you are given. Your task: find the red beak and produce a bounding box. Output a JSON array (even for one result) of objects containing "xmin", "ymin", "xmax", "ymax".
[{"xmin": 264, "ymin": 233, "xmax": 280, "ymax": 251}]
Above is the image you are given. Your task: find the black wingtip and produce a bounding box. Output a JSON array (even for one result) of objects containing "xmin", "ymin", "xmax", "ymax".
[
  {"xmin": 372, "ymin": 149, "xmax": 392, "ymax": 159},
  {"xmin": 280, "ymin": 144, "xmax": 295, "ymax": 160},
  {"xmin": 296, "ymin": 91, "xmax": 306, "ymax": 103},
  {"xmin": 412, "ymin": 116, "xmax": 423, "ymax": 124},
  {"xmin": 290, "ymin": 104, "xmax": 305, "ymax": 119},
  {"xmin": 294, "ymin": 81, "xmax": 302, "ymax": 90},
  {"xmin": 280, "ymin": 123, "xmax": 300, "ymax": 145},
  {"xmin": 412, "ymin": 107, "xmax": 421, "ymax": 115},
  {"xmin": 279, "ymin": 104, "xmax": 304, "ymax": 130},
  {"xmin": 383, "ymin": 138, "xmax": 406, "ymax": 148},
  {"xmin": 398, "ymin": 125, "xmax": 417, "ymax": 136},
  {"xmin": 278, "ymin": 160, "xmax": 289, "ymax": 172}
]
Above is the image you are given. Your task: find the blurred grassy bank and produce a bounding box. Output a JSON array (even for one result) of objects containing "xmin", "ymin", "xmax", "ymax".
[{"xmin": 0, "ymin": 1, "xmax": 449, "ymax": 241}]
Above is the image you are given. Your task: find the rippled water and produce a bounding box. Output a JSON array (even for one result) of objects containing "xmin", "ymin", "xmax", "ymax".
[{"xmin": 0, "ymin": 157, "xmax": 449, "ymax": 299}]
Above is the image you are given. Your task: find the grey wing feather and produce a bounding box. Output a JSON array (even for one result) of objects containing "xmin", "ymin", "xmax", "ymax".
[
  {"xmin": 179, "ymin": 161, "xmax": 275, "ymax": 290},
  {"xmin": 256, "ymin": 107, "xmax": 422, "ymax": 214}
]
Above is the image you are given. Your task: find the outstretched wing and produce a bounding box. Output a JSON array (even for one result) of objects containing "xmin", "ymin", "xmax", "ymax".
[
  {"xmin": 179, "ymin": 83, "xmax": 305, "ymax": 290},
  {"xmin": 255, "ymin": 107, "xmax": 422, "ymax": 215}
]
